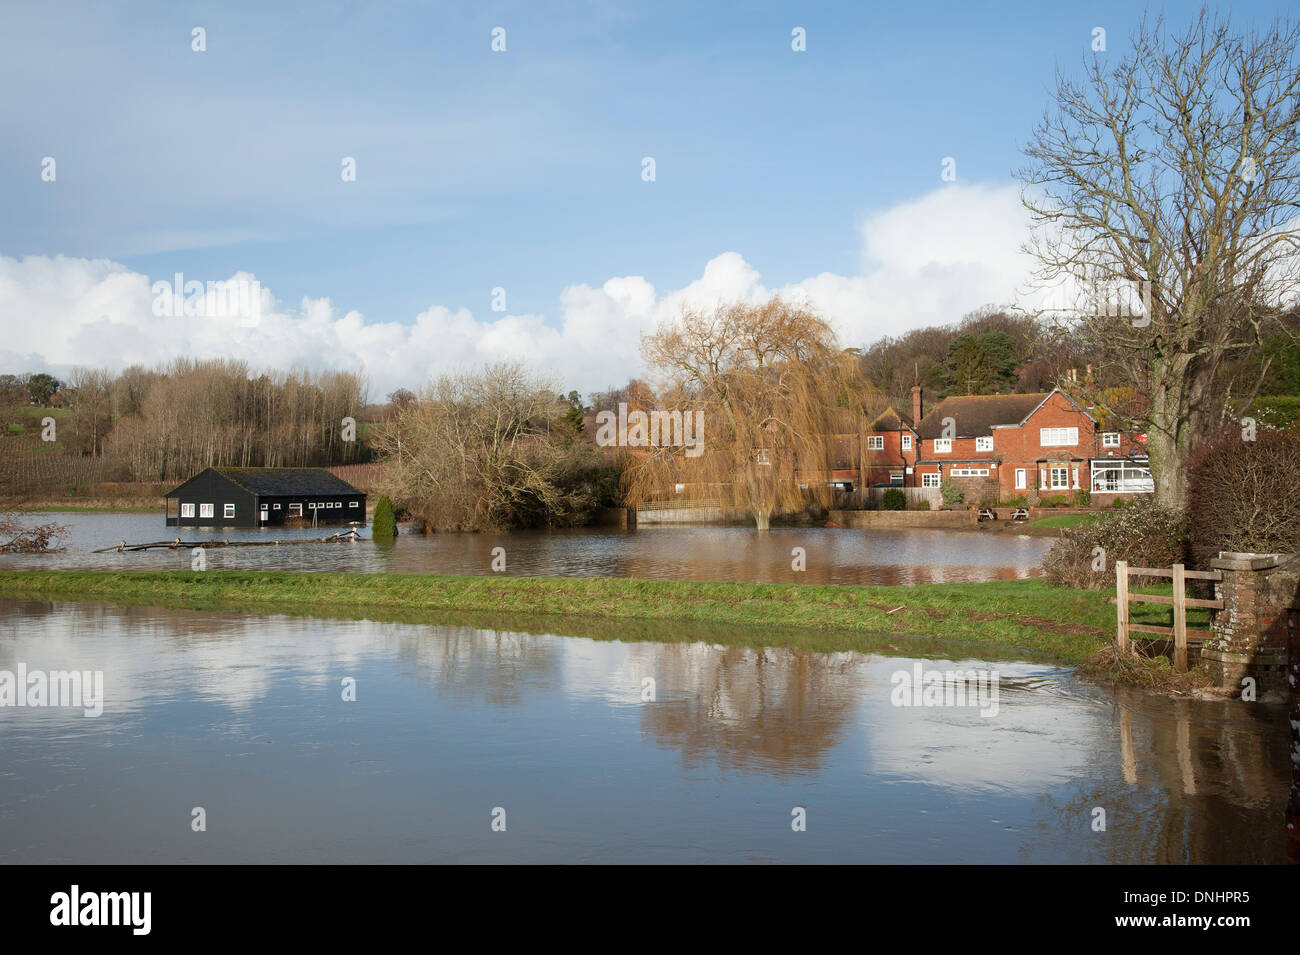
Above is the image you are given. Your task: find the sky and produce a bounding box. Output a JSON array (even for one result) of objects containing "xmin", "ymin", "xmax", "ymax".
[{"xmin": 0, "ymin": 0, "xmax": 1292, "ymax": 399}]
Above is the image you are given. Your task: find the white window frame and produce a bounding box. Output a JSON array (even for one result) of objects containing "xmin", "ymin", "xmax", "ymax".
[
  {"xmin": 1102, "ymin": 432, "xmax": 1121, "ymax": 448},
  {"xmin": 180, "ymin": 503, "xmax": 195, "ymax": 518},
  {"xmin": 273, "ymin": 503, "xmax": 281, "ymax": 510},
  {"xmin": 866, "ymin": 435, "xmax": 884, "ymax": 451},
  {"xmin": 950, "ymin": 468, "xmax": 990, "ymax": 477},
  {"xmin": 1049, "ymin": 467, "xmax": 1071, "ymax": 490},
  {"xmin": 921, "ymin": 473, "xmax": 941, "ymax": 488},
  {"xmin": 289, "ymin": 503, "xmax": 302, "ymax": 516},
  {"xmin": 975, "ymin": 436, "xmax": 993, "ymax": 452},
  {"xmin": 901, "ymin": 434, "xmax": 912, "ymax": 451},
  {"xmin": 349, "ymin": 501, "xmax": 360, "ymax": 508},
  {"xmin": 933, "ymin": 438, "xmax": 952, "ymax": 453},
  {"xmin": 1040, "ymin": 427, "xmax": 1078, "ymax": 447},
  {"xmin": 1015, "ymin": 468, "xmax": 1026, "ymax": 490},
  {"xmin": 223, "ymin": 503, "xmax": 235, "ymax": 519},
  {"xmin": 199, "ymin": 503, "xmax": 214, "ymax": 518}
]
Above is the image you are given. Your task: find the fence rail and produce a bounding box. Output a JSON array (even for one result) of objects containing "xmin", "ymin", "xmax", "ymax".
[
  {"xmin": 636, "ymin": 499, "xmax": 723, "ymax": 512},
  {"xmin": 1114, "ymin": 560, "xmax": 1223, "ymax": 671}
]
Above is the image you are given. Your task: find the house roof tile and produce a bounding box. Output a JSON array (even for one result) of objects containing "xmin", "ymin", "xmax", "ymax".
[{"xmin": 915, "ymin": 393, "xmax": 1052, "ymax": 439}]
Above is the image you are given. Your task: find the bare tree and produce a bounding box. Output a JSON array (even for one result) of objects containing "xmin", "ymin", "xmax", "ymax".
[
  {"xmin": 374, "ymin": 363, "xmax": 607, "ymax": 530},
  {"xmin": 1019, "ymin": 9, "xmax": 1300, "ymax": 506},
  {"xmin": 628, "ymin": 299, "xmax": 877, "ymax": 530}
]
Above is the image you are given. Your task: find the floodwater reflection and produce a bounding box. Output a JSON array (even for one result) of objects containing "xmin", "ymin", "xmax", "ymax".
[{"xmin": 0, "ymin": 600, "xmax": 1287, "ymax": 863}]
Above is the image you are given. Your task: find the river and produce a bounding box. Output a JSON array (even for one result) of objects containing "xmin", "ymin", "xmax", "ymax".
[{"xmin": 0, "ymin": 599, "xmax": 1288, "ymax": 863}]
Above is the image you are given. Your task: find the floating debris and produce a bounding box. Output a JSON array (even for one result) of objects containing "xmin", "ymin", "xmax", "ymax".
[{"xmin": 92, "ymin": 528, "xmax": 365, "ymax": 553}]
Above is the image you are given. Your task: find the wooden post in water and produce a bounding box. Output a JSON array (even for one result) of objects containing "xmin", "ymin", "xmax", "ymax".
[
  {"xmin": 1115, "ymin": 560, "xmax": 1129, "ymax": 654},
  {"xmin": 1172, "ymin": 563, "xmax": 1188, "ymax": 672}
]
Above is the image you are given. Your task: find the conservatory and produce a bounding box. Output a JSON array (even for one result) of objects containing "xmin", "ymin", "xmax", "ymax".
[{"xmin": 1089, "ymin": 458, "xmax": 1155, "ymax": 494}]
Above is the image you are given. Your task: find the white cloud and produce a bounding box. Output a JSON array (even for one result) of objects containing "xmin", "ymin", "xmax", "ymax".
[{"xmin": 0, "ymin": 183, "xmax": 1039, "ymax": 398}]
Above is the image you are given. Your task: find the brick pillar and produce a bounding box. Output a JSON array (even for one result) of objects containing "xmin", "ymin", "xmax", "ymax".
[
  {"xmin": 1288, "ymin": 616, "xmax": 1300, "ymax": 864},
  {"xmin": 1202, "ymin": 552, "xmax": 1298, "ymax": 697}
]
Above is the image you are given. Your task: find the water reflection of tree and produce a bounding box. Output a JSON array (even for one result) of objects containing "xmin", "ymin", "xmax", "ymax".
[
  {"xmin": 1028, "ymin": 689, "xmax": 1289, "ymax": 864},
  {"xmin": 636, "ymin": 645, "xmax": 860, "ymax": 774},
  {"xmin": 383, "ymin": 626, "xmax": 559, "ymax": 708}
]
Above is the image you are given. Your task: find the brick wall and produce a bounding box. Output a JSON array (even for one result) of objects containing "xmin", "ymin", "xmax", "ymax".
[{"xmin": 829, "ymin": 509, "xmax": 977, "ymax": 528}]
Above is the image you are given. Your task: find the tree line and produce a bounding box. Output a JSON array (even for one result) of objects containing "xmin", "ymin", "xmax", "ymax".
[{"xmin": 1, "ymin": 360, "xmax": 371, "ymax": 482}]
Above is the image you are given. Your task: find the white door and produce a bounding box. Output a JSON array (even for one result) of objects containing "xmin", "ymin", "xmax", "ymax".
[{"xmin": 1015, "ymin": 468, "xmax": 1026, "ymax": 490}]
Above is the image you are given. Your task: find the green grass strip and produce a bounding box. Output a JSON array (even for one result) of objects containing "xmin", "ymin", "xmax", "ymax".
[{"xmin": 0, "ymin": 570, "xmax": 1142, "ymax": 665}]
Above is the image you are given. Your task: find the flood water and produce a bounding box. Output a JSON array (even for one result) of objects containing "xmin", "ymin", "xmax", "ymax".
[
  {"xmin": 0, "ymin": 599, "xmax": 1288, "ymax": 864},
  {"xmin": 0, "ymin": 512, "xmax": 1051, "ymax": 585}
]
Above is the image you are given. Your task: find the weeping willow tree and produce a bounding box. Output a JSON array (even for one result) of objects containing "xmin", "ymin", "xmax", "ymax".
[{"xmin": 626, "ymin": 300, "xmax": 876, "ymax": 530}]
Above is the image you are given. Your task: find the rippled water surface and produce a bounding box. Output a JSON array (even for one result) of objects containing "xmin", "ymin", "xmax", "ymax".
[
  {"xmin": 0, "ymin": 600, "xmax": 1288, "ymax": 863},
  {"xmin": 0, "ymin": 512, "xmax": 1051, "ymax": 585}
]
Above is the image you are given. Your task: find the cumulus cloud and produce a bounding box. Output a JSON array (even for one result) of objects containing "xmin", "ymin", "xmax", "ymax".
[{"xmin": 0, "ymin": 183, "xmax": 1039, "ymax": 398}]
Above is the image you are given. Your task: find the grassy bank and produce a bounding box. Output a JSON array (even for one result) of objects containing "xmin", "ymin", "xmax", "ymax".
[
  {"xmin": 1022, "ymin": 514, "xmax": 1099, "ymax": 531},
  {"xmin": 0, "ymin": 570, "xmax": 1150, "ymax": 664}
]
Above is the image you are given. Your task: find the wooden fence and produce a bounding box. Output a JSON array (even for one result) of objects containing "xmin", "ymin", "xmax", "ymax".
[{"xmin": 1114, "ymin": 560, "xmax": 1223, "ymax": 671}]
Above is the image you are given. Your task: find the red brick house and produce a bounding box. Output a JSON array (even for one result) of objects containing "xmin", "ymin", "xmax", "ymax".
[
  {"xmin": 859, "ymin": 406, "xmax": 919, "ymax": 488},
  {"xmin": 911, "ymin": 387, "xmax": 1153, "ymax": 504}
]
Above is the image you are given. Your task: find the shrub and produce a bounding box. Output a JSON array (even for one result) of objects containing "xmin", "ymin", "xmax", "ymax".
[
  {"xmin": 915, "ymin": 500, "xmax": 930, "ymax": 510},
  {"xmin": 940, "ymin": 481, "xmax": 964, "ymax": 506},
  {"xmin": 881, "ymin": 487, "xmax": 906, "ymax": 511},
  {"xmin": 1041, "ymin": 499, "xmax": 1188, "ymax": 589},
  {"xmin": 1005, "ymin": 494, "xmax": 1028, "ymax": 508},
  {"xmin": 372, "ymin": 495, "xmax": 398, "ymax": 538},
  {"xmin": 1187, "ymin": 425, "xmax": 1300, "ymax": 567},
  {"xmin": 979, "ymin": 493, "xmax": 1000, "ymax": 509},
  {"xmin": 1073, "ymin": 488, "xmax": 1090, "ymax": 507},
  {"xmin": 1112, "ymin": 497, "xmax": 1129, "ymax": 508}
]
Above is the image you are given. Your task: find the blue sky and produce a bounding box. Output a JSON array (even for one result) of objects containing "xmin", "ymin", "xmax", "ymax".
[{"xmin": 1, "ymin": 0, "xmax": 1292, "ymax": 395}]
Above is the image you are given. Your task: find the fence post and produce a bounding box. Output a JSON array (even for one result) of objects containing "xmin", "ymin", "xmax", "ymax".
[
  {"xmin": 1115, "ymin": 560, "xmax": 1129, "ymax": 654},
  {"xmin": 1172, "ymin": 563, "xmax": 1187, "ymax": 672}
]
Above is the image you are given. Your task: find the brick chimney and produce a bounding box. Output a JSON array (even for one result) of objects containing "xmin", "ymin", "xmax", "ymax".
[{"xmin": 911, "ymin": 383, "xmax": 923, "ymax": 425}]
